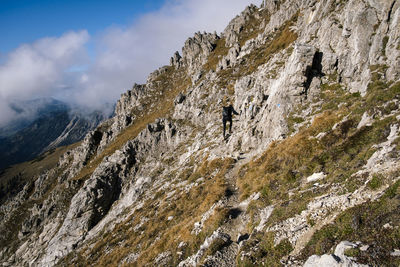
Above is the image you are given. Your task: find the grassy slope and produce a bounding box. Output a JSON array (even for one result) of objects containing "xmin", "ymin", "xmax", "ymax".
[
  {"xmin": 300, "ymin": 180, "xmax": 400, "ymax": 265},
  {"xmin": 0, "ymin": 143, "xmax": 79, "ymax": 204},
  {"xmin": 62, "ymin": 157, "xmax": 235, "ymax": 266}
]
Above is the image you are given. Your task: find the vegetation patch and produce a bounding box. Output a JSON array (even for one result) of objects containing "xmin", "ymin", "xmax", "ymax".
[
  {"xmin": 382, "ymin": 35, "xmax": 389, "ymax": 56},
  {"xmin": 238, "ymin": 8, "xmax": 271, "ymax": 47},
  {"xmin": 299, "ymin": 179, "xmax": 400, "ymax": 266},
  {"xmin": 367, "ymin": 174, "xmax": 383, "ymax": 190},
  {"xmin": 266, "ymin": 187, "xmax": 326, "ymax": 227},
  {"xmin": 238, "ymin": 232, "xmax": 293, "ymax": 266},
  {"xmin": 287, "ymin": 115, "xmax": 305, "ymax": 134},
  {"xmin": 242, "ymin": 12, "xmax": 299, "ymax": 76},
  {"xmin": 238, "ymin": 64, "xmax": 400, "ymax": 235},
  {"xmin": 237, "ymin": 110, "xmax": 339, "ymax": 201},
  {"xmin": 203, "ymin": 11, "xmax": 297, "ymax": 90},
  {"xmin": 208, "ymin": 12, "xmax": 299, "ymax": 101},
  {"xmin": 344, "ymin": 247, "xmax": 360, "ymax": 257},
  {"xmin": 203, "ymin": 38, "xmax": 229, "ymax": 72},
  {"xmin": 201, "ymin": 235, "xmax": 231, "ymax": 264}
]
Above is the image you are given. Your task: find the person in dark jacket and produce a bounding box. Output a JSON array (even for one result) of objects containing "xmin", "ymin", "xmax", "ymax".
[{"xmin": 222, "ymin": 104, "xmax": 239, "ymax": 139}]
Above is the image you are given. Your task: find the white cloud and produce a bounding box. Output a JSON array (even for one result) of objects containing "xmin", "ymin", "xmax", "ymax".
[
  {"xmin": 0, "ymin": 99, "xmax": 16, "ymax": 127},
  {"xmin": 73, "ymin": 0, "xmax": 261, "ymax": 108},
  {"xmin": 0, "ymin": 0, "xmax": 261, "ymax": 125},
  {"xmin": 0, "ymin": 31, "xmax": 89, "ymax": 125}
]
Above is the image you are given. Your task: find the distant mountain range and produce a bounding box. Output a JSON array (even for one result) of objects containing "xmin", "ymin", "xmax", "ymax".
[{"xmin": 0, "ymin": 98, "xmax": 111, "ymax": 170}]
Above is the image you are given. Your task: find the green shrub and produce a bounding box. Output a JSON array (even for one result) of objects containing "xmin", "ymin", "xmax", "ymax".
[
  {"xmin": 382, "ymin": 36, "xmax": 389, "ymax": 55},
  {"xmin": 367, "ymin": 174, "xmax": 383, "ymax": 190}
]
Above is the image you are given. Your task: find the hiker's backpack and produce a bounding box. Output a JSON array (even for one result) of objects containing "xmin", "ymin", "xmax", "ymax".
[{"xmin": 222, "ymin": 106, "xmax": 230, "ymax": 118}]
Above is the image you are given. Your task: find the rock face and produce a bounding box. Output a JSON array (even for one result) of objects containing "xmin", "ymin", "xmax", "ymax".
[
  {"xmin": 42, "ymin": 144, "xmax": 134, "ymax": 265},
  {"xmin": 223, "ymin": 4, "xmax": 259, "ymax": 46},
  {"xmin": 181, "ymin": 32, "xmax": 219, "ymax": 76},
  {"xmin": 40, "ymin": 118, "xmax": 176, "ymax": 265},
  {"xmin": 304, "ymin": 241, "xmax": 368, "ymax": 267},
  {"xmin": 1, "ymin": 0, "xmax": 400, "ymax": 266},
  {"xmin": 43, "ymin": 110, "xmax": 107, "ymax": 152}
]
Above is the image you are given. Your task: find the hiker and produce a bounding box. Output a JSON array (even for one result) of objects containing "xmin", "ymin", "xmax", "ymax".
[{"xmin": 222, "ymin": 104, "xmax": 239, "ymax": 139}]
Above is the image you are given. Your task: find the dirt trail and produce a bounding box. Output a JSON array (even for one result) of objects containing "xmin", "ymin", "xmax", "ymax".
[{"xmin": 203, "ymin": 153, "xmax": 256, "ymax": 266}]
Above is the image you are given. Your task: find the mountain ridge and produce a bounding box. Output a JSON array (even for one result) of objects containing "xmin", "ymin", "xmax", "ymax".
[{"xmin": 1, "ymin": 0, "xmax": 400, "ymax": 266}]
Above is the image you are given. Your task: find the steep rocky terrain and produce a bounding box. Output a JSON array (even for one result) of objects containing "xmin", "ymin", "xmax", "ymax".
[{"xmin": 1, "ymin": 0, "xmax": 400, "ymax": 266}]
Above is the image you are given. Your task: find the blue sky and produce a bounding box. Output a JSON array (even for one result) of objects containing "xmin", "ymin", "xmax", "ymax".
[
  {"xmin": 0, "ymin": 0, "xmax": 260, "ymax": 125},
  {"xmin": 0, "ymin": 0, "xmax": 165, "ymax": 54}
]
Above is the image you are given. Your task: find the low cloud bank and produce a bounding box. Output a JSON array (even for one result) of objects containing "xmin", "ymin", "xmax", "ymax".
[{"xmin": 0, "ymin": 31, "xmax": 89, "ymax": 126}]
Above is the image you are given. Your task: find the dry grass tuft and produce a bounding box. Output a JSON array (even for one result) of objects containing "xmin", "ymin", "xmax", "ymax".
[
  {"xmin": 243, "ymin": 12, "xmax": 298, "ymax": 75},
  {"xmin": 203, "ymin": 38, "xmax": 229, "ymax": 72},
  {"xmin": 238, "ymin": 110, "xmax": 338, "ymax": 200}
]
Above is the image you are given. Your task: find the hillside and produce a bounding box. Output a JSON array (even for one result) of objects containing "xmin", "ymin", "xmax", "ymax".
[{"xmin": 1, "ymin": 0, "xmax": 400, "ymax": 266}]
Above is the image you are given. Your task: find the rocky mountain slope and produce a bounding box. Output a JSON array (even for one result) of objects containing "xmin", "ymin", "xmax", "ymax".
[
  {"xmin": 0, "ymin": 99, "xmax": 108, "ymax": 170},
  {"xmin": 1, "ymin": 0, "xmax": 400, "ymax": 266}
]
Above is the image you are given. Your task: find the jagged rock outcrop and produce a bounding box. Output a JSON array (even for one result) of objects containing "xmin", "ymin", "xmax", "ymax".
[
  {"xmin": 58, "ymin": 129, "xmax": 103, "ymax": 180},
  {"xmin": 223, "ymin": 5, "xmax": 259, "ymax": 47},
  {"xmin": 302, "ymin": 0, "xmax": 400, "ymax": 95},
  {"xmin": 171, "ymin": 51, "xmax": 183, "ymax": 68},
  {"xmin": 115, "ymin": 84, "xmax": 147, "ymax": 117},
  {"xmin": 41, "ymin": 146, "xmax": 134, "ymax": 265},
  {"xmin": 96, "ymin": 66, "xmax": 178, "ymax": 153},
  {"xmin": 217, "ymin": 43, "xmax": 241, "ymax": 70},
  {"xmin": 181, "ymin": 31, "xmax": 219, "ymax": 77}
]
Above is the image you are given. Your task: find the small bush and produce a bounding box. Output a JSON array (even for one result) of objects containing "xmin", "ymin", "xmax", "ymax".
[
  {"xmin": 344, "ymin": 248, "xmax": 360, "ymax": 257},
  {"xmin": 382, "ymin": 36, "xmax": 389, "ymax": 56},
  {"xmin": 367, "ymin": 174, "xmax": 383, "ymax": 190}
]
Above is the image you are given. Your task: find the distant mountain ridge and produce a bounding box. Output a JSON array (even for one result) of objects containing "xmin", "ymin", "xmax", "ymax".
[
  {"xmin": 0, "ymin": 98, "xmax": 68, "ymax": 138},
  {"xmin": 0, "ymin": 98, "xmax": 110, "ymax": 170}
]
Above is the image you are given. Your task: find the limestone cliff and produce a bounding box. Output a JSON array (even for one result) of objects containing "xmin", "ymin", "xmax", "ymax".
[{"xmin": 1, "ymin": 0, "xmax": 400, "ymax": 266}]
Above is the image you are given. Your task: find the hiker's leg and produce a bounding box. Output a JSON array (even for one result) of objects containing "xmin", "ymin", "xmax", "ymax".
[
  {"xmin": 229, "ymin": 118, "xmax": 232, "ymax": 133},
  {"xmin": 223, "ymin": 118, "xmax": 227, "ymax": 137}
]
